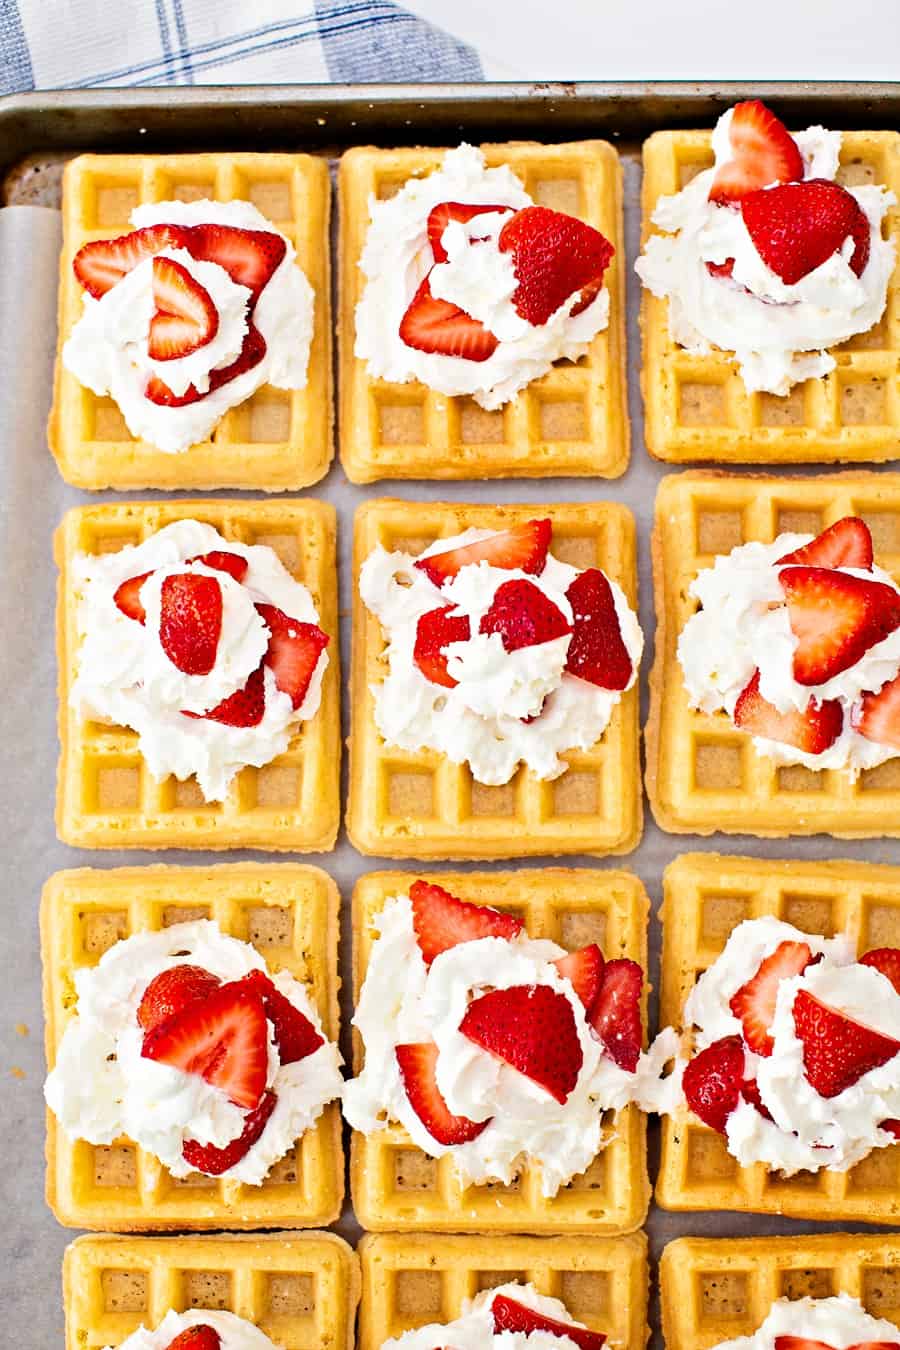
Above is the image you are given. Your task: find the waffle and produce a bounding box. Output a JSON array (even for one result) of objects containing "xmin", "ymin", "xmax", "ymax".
[
  {"xmin": 350, "ymin": 867, "xmax": 650, "ymax": 1233},
  {"xmin": 63, "ymin": 1230, "xmax": 359, "ymax": 1350},
  {"xmin": 42, "ymin": 863, "xmax": 343, "ymax": 1231},
  {"xmin": 347, "ymin": 499, "xmax": 641, "ymax": 859},
  {"xmin": 647, "ymin": 469, "xmax": 900, "ymax": 838},
  {"xmin": 48, "ymin": 152, "xmax": 333, "ymax": 491},
  {"xmin": 338, "ymin": 141, "xmax": 628, "ymax": 483},
  {"xmin": 656, "ymin": 851, "xmax": 900, "ymax": 1223},
  {"xmin": 359, "ymin": 1232, "xmax": 648, "ymax": 1350},
  {"xmin": 662, "ymin": 1233, "xmax": 900, "ymax": 1350},
  {"xmin": 55, "ymin": 497, "xmax": 340, "ymax": 851},
  {"xmin": 640, "ymin": 129, "xmax": 900, "ymax": 464}
]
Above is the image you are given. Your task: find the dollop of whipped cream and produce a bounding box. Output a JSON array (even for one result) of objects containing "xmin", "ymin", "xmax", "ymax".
[
  {"xmin": 63, "ymin": 198, "xmax": 314, "ymax": 453},
  {"xmin": 354, "ymin": 143, "xmax": 610, "ymax": 409},
  {"xmin": 45, "ymin": 919, "xmax": 343, "ymax": 1185},
  {"xmin": 681, "ymin": 914, "xmax": 900, "ymax": 1174},
  {"xmin": 678, "ymin": 531, "xmax": 900, "ymax": 775},
  {"xmin": 712, "ymin": 1294, "xmax": 900, "ymax": 1350},
  {"xmin": 381, "ymin": 1282, "xmax": 597, "ymax": 1350},
  {"xmin": 342, "ymin": 893, "xmax": 678, "ymax": 1197},
  {"xmin": 635, "ymin": 111, "xmax": 896, "ymax": 394},
  {"xmin": 69, "ymin": 519, "xmax": 328, "ymax": 802},
  {"xmin": 359, "ymin": 528, "xmax": 641, "ymax": 786},
  {"xmin": 104, "ymin": 1308, "xmax": 280, "ymax": 1350}
]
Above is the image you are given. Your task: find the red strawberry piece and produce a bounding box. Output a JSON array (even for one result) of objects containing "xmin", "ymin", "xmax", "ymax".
[
  {"xmin": 707, "ymin": 100, "xmax": 803, "ymax": 204},
  {"xmin": 413, "ymin": 605, "xmax": 471, "ymax": 688},
  {"xmin": 72, "ymin": 223, "xmax": 190, "ymax": 298},
  {"xmin": 159, "ymin": 572, "xmax": 223, "ymax": 676},
  {"xmin": 427, "ymin": 201, "xmax": 509, "ymax": 263},
  {"xmin": 860, "ymin": 948, "xmax": 900, "ymax": 996},
  {"xmin": 182, "ymin": 1089, "xmax": 277, "ymax": 1177},
  {"xmin": 498, "ymin": 205, "xmax": 614, "ymax": 325},
  {"xmin": 491, "ymin": 1294, "xmax": 606, "ymax": 1350},
  {"xmin": 410, "ymin": 879, "xmax": 524, "ymax": 965},
  {"xmin": 164, "ymin": 1327, "xmax": 222, "ymax": 1350},
  {"xmin": 794, "ymin": 990, "xmax": 900, "ymax": 1098},
  {"xmin": 779, "ymin": 566, "xmax": 900, "ymax": 686},
  {"xmin": 147, "ymin": 255, "xmax": 218, "ymax": 361},
  {"xmin": 460, "ymin": 983, "xmax": 583, "ymax": 1105},
  {"xmin": 141, "ymin": 980, "xmax": 269, "ymax": 1110},
  {"xmin": 145, "ymin": 323, "xmax": 267, "ymax": 407},
  {"xmin": 589, "ymin": 958, "xmax": 643, "ymax": 1073},
  {"xmin": 881, "ymin": 1119, "xmax": 900, "ymax": 1138},
  {"xmin": 256, "ymin": 603, "xmax": 329, "ymax": 710},
  {"xmin": 682, "ymin": 1035, "xmax": 746, "ymax": 1132},
  {"xmin": 777, "ymin": 516, "xmax": 874, "ymax": 570},
  {"xmin": 734, "ymin": 670, "xmax": 843, "ymax": 753},
  {"xmin": 183, "ymin": 664, "xmax": 266, "ymax": 728},
  {"xmin": 415, "ymin": 519, "xmax": 551, "ymax": 586},
  {"xmin": 114, "ymin": 570, "xmax": 151, "ymax": 624},
  {"xmin": 565, "ymin": 568, "xmax": 633, "ymax": 691},
  {"xmin": 741, "ymin": 178, "xmax": 871, "ymax": 285},
  {"xmin": 706, "ymin": 259, "xmax": 737, "ymax": 279},
  {"xmin": 395, "ymin": 1041, "xmax": 488, "ymax": 1145},
  {"xmin": 729, "ymin": 939, "xmax": 815, "ymax": 1056},
  {"xmin": 741, "ymin": 1077, "xmax": 774, "ymax": 1121},
  {"xmin": 854, "ymin": 672, "xmax": 900, "ymax": 750},
  {"xmin": 137, "ymin": 965, "xmax": 222, "ymax": 1034},
  {"xmin": 777, "ymin": 1341, "xmax": 900, "ymax": 1350},
  {"xmin": 239, "ymin": 968, "xmax": 324, "ymax": 1065},
  {"xmin": 479, "ymin": 578, "xmax": 571, "ymax": 652},
  {"xmin": 184, "ymin": 223, "xmax": 287, "ymax": 301},
  {"xmin": 188, "ymin": 550, "xmax": 249, "ymax": 582},
  {"xmin": 399, "ymin": 276, "xmax": 499, "ymax": 362},
  {"xmin": 553, "ymin": 944, "xmax": 604, "ymax": 1011}
]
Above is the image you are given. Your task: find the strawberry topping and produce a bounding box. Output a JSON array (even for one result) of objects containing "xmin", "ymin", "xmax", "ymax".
[
  {"xmin": 777, "ymin": 517, "xmax": 874, "ymax": 570},
  {"xmin": 183, "ymin": 664, "xmax": 266, "ymax": 728},
  {"xmin": 491, "ymin": 1294, "xmax": 606, "ymax": 1350},
  {"xmin": 860, "ymin": 948, "xmax": 900, "ymax": 996},
  {"xmin": 854, "ymin": 672, "xmax": 900, "ymax": 750},
  {"xmin": 141, "ymin": 980, "xmax": 269, "ymax": 1110},
  {"xmin": 553, "ymin": 944, "xmax": 604, "ymax": 1011},
  {"xmin": 399, "ymin": 276, "xmax": 499, "ymax": 362},
  {"xmin": 257, "ymin": 602, "xmax": 329, "ymax": 710},
  {"xmin": 882, "ymin": 1120, "xmax": 900, "ymax": 1139},
  {"xmin": 148, "ymin": 255, "xmax": 219, "ymax": 361},
  {"xmin": 460, "ymin": 984, "xmax": 583, "ymax": 1105},
  {"xmin": 707, "ymin": 100, "xmax": 803, "ymax": 204},
  {"xmin": 741, "ymin": 178, "xmax": 871, "ymax": 284},
  {"xmin": 164, "ymin": 1327, "xmax": 222, "ymax": 1350},
  {"xmin": 396, "ymin": 1041, "xmax": 489, "ymax": 1145},
  {"xmin": 589, "ymin": 958, "xmax": 643, "ymax": 1072},
  {"xmin": 564, "ymin": 568, "xmax": 633, "ymax": 690},
  {"xmin": 479, "ymin": 578, "xmax": 571, "ymax": 652},
  {"xmin": 159, "ymin": 572, "xmax": 223, "ymax": 676},
  {"xmin": 182, "ymin": 1089, "xmax": 277, "ymax": 1177},
  {"xmin": 145, "ymin": 323, "xmax": 267, "ymax": 407},
  {"xmin": 137, "ymin": 965, "xmax": 222, "ymax": 1035},
  {"xmin": 239, "ymin": 968, "xmax": 324, "ymax": 1065},
  {"xmin": 427, "ymin": 201, "xmax": 509, "ymax": 263},
  {"xmin": 793, "ymin": 990, "xmax": 900, "ymax": 1098},
  {"xmin": 415, "ymin": 519, "xmax": 551, "ymax": 586},
  {"xmin": 189, "ymin": 551, "xmax": 249, "ymax": 582},
  {"xmin": 682, "ymin": 1034, "xmax": 745, "ymax": 1132},
  {"xmin": 498, "ymin": 205, "xmax": 614, "ymax": 325},
  {"xmin": 776, "ymin": 1339, "xmax": 900, "ymax": 1350},
  {"xmin": 183, "ymin": 223, "xmax": 287, "ymax": 301},
  {"xmin": 410, "ymin": 879, "xmax": 524, "ymax": 966},
  {"xmin": 72, "ymin": 223, "xmax": 190, "ymax": 298},
  {"xmin": 114, "ymin": 570, "xmax": 151, "ymax": 624},
  {"xmin": 413, "ymin": 605, "xmax": 471, "ymax": 688},
  {"xmin": 778, "ymin": 566, "xmax": 900, "ymax": 686},
  {"xmin": 728, "ymin": 939, "xmax": 815, "ymax": 1055},
  {"xmin": 741, "ymin": 1077, "xmax": 774, "ymax": 1121},
  {"xmin": 734, "ymin": 670, "xmax": 843, "ymax": 754}
]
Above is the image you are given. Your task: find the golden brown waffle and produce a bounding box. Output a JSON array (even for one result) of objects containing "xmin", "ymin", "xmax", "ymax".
[
  {"xmin": 350, "ymin": 868, "xmax": 650, "ymax": 1233},
  {"xmin": 55, "ymin": 497, "xmax": 340, "ymax": 851},
  {"xmin": 42, "ymin": 863, "xmax": 343, "ymax": 1231},
  {"xmin": 657, "ymin": 851, "xmax": 900, "ymax": 1223},
  {"xmin": 49, "ymin": 152, "xmax": 333, "ymax": 491},
  {"xmin": 338, "ymin": 141, "xmax": 627, "ymax": 483},
  {"xmin": 662, "ymin": 1233, "xmax": 900, "ymax": 1350},
  {"xmin": 647, "ymin": 469, "xmax": 900, "ymax": 838},
  {"xmin": 359, "ymin": 1232, "xmax": 648, "ymax": 1350},
  {"xmin": 347, "ymin": 499, "xmax": 641, "ymax": 859},
  {"xmin": 63, "ymin": 1230, "xmax": 359, "ymax": 1350},
  {"xmin": 640, "ymin": 129, "xmax": 900, "ymax": 464}
]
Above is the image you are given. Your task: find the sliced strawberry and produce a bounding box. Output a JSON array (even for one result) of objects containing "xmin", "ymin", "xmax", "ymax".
[
  {"xmin": 706, "ymin": 258, "xmax": 737, "ymax": 279},
  {"xmin": 729, "ymin": 939, "xmax": 815, "ymax": 1056},
  {"xmin": 565, "ymin": 568, "xmax": 633, "ymax": 691},
  {"xmin": 396, "ymin": 1041, "xmax": 488, "ymax": 1145},
  {"xmin": 741, "ymin": 1077, "xmax": 774, "ymax": 1121},
  {"xmin": 145, "ymin": 323, "xmax": 267, "ymax": 407},
  {"xmin": 141, "ymin": 980, "xmax": 269, "ymax": 1110},
  {"xmin": 460, "ymin": 984, "xmax": 583, "ymax": 1105},
  {"xmin": 410, "ymin": 879, "xmax": 524, "ymax": 965},
  {"xmin": 413, "ymin": 605, "xmax": 471, "ymax": 688},
  {"xmin": 881, "ymin": 1119, "xmax": 900, "ymax": 1139},
  {"xmin": 683, "ymin": 1035, "xmax": 746, "ymax": 1132},
  {"xmin": 779, "ymin": 567, "xmax": 900, "ymax": 686},
  {"xmin": 479, "ymin": 578, "xmax": 571, "ymax": 652},
  {"xmin": 137, "ymin": 965, "xmax": 222, "ymax": 1035},
  {"xmin": 491, "ymin": 1294, "xmax": 606, "ymax": 1350},
  {"xmin": 182, "ymin": 1089, "xmax": 277, "ymax": 1177},
  {"xmin": 159, "ymin": 572, "xmax": 222, "ymax": 676},
  {"xmin": 183, "ymin": 664, "xmax": 266, "ymax": 728},
  {"xmin": 707, "ymin": 100, "xmax": 803, "ymax": 204},
  {"xmin": 164, "ymin": 1327, "xmax": 222, "ymax": 1350},
  {"xmin": 427, "ymin": 201, "xmax": 509, "ymax": 263},
  {"xmin": 742, "ymin": 178, "xmax": 871, "ymax": 284},
  {"xmin": 184, "ymin": 223, "xmax": 286, "ymax": 301},
  {"xmin": 589, "ymin": 958, "xmax": 643, "ymax": 1073},
  {"xmin": 794, "ymin": 990, "xmax": 900, "ymax": 1098},
  {"xmin": 147, "ymin": 255, "xmax": 218, "ymax": 361},
  {"xmin": 415, "ymin": 519, "xmax": 551, "ymax": 586},
  {"xmin": 860, "ymin": 948, "xmax": 900, "ymax": 996},
  {"xmin": 399, "ymin": 276, "xmax": 499, "ymax": 362},
  {"xmin": 553, "ymin": 944, "xmax": 604, "ymax": 1011},
  {"xmin": 72, "ymin": 223, "xmax": 190, "ymax": 298},
  {"xmin": 256, "ymin": 603, "xmax": 329, "ymax": 710},
  {"xmin": 854, "ymin": 673, "xmax": 900, "ymax": 750},
  {"xmin": 239, "ymin": 968, "xmax": 324, "ymax": 1065},
  {"xmin": 498, "ymin": 205, "xmax": 614, "ymax": 325},
  {"xmin": 733, "ymin": 669, "xmax": 843, "ymax": 753},
  {"xmin": 189, "ymin": 550, "xmax": 249, "ymax": 582},
  {"xmin": 114, "ymin": 570, "xmax": 151, "ymax": 624},
  {"xmin": 777, "ymin": 517, "xmax": 873, "ymax": 570}
]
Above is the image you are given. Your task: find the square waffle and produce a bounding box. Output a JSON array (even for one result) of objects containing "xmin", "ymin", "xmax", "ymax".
[
  {"xmin": 662, "ymin": 1233, "xmax": 900, "ymax": 1350},
  {"xmin": 347, "ymin": 498, "xmax": 641, "ymax": 859},
  {"xmin": 42, "ymin": 862, "xmax": 344, "ymax": 1230},
  {"xmin": 656, "ymin": 851, "xmax": 900, "ymax": 1223},
  {"xmin": 640, "ymin": 129, "xmax": 900, "ymax": 464},
  {"xmin": 63, "ymin": 1230, "xmax": 359, "ymax": 1350},
  {"xmin": 55, "ymin": 497, "xmax": 340, "ymax": 851},
  {"xmin": 48, "ymin": 152, "xmax": 333, "ymax": 491},
  {"xmin": 338, "ymin": 141, "xmax": 627, "ymax": 483},
  {"xmin": 359, "ymin": 1232, "xmax": 648, "ymax": 1350},
  {"xmin": 350, "ymin": 867, "xmax": 651, "ymax": 1233},
  {"xmin": 647, "ymin": 469, "xmax": 900, "ymax": 838}
]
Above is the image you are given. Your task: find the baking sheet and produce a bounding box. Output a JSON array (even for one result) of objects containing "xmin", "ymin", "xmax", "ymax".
[{"xmin": 3, "ymin": 135, "xmax": 900, "ymax": 1349}]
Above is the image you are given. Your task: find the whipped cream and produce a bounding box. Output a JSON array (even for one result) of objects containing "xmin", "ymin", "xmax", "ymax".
[
  {"xmin": 635, "ymin": 111, "xmax": 896, "ymax": 394},
  {"xmin": 677, "ymin": 532, "xmax": 900, "ymax": 775},
  {"xmin": 359, "ymin": 528, "xmax": 641, "ymax": 786},
  {"xmin": 45, "ymin": 919, "xmax": 343, "ymax": 1184},
  {"xmin": 342, "ymin": 893, "xmax": 678, "ymax": 1197},
  {"xmin": 69, "ymin": 519, "xmax": 328, "ymax": 801},
  {"xmin": 713, "ymin": 1294, "xmax": 900, "ymax": 1350},
  {"xmin": 104, "ymin": 1308, "xmax": 280, "ymax": 1350},
  {"xmin": 63, "ymin": 199, "xmax": 314, "ymax": 453},
  {"xmin": 354, "ymin": 143, "xmax": 610, "ymax": 409},
  {"xmin": 381, "ymin": 1282, "xmax": 596, "ymax": 1350}
]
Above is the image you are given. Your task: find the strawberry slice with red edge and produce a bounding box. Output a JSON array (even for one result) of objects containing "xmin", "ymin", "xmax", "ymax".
[
  {"xmin": 777, "ymin": 516, "xmax": 873, "ymax": 570},
  {"xmin": 881, "ymin": 1120, "xmax": 900, "ymax": 1139},
  {"xmin": 589, "ymin": 958, "xmax": 643, "ymax": 1073},
  {"xmin": 707, "ymin": 100, "xmax": 803, "ymax": 204},
  {"xmin": 413, "ymin": 605, "xmax": 471, "ymax": 688},
  {"xmin": 256, "ymin": 603, "xmax": 329, "ymax": 711},
  {"xmin": 72, "ymin": 223, "xmax": 191, "ymax": 298},
  {"xmin": 793, "ymin": 990, "xmax": 900, "ymax": 1099},
  {"xmin": 854, "ymin": 672, "xmax": 900, "ymax": 751},
  {"xmin": 182, "ymin": 1089, "xmax": 277, "ymax": 1177},
  {"xmin": 145, "ymin": 323, "xmax": 267, "ymax": 407},
  {"xmin": 460, "ymin": 983, "xmax": 583, "ymax": 1105},
  {"xmin": 159, "ymin": 572, "xmax": 223, "ymax": 676},
  {"xmin": 491, "ymin": 1294, "xmax": 606, "ymax": 1350},
  {"xmin": 479, "ymin": 578, "xmax": 571, "ymax": 652},
  {"xmin": 183, "ymin": 664, "xmax": 266, "ymax": 728},
  {"xmin": 553, "ymin": 944, "xmax": 604, "ymax": 1011},
  {"xmin": 683, "ymin": 1034, "xmax": 746, "ymax": 1132},
  {"xmin": 164, "ymin": 1326, "xmax": 222, "ymax": 1350},
  {"xmin": 734, "ymin": 670, "xmax": 843, "ymax": 752},
  {"xmin": 498, "ymin": 205, "xmax": 614, "ymax": 324},
  {"xmin": 778, "ymin": 566, "xmax": 900, "ymax": 686},
  {"xmin": 148, "ymin": 255, "xmax": 218, "ymax": 361},
  {"xmin": 137, "ymin": 965, "xmax": 222, "ymax": 1035},
  {"xmin": 141, "ymin": 980, "xmax": 269, "ymax": 1110},
  {"xmin": 239, "ymin": 968, "xmax": 324, "ymax": 1064},
  {"xmin": 565, "ymin": 568, "xmax": 633, "ymax": 691},
  {"xmin": 415, "ymin": 519, "xmax": 551, "ymax": 586},
  {"xmin": 741, "ymin": 178, "xmax": 871, "ymax": 284},
  {"xmin": 399, "ymin": 276, "xmax": 499, "ymax": 362},
  {"xmin": 427, "ymin": 201, "xmax": 509, "ymax": 263},
  {"xmin": 396, "ymin": 1041, "xmax": 489, "ymax": 1145},
  {"xmin": 184, "ymin": 223, "xmax": 287, "ymax": 301},
  {"xmin": 188, "ymin": 550, "xmax": 249, "ymax": 583},
  {"xmin": 728, "ymin": 939, "xmax": 815, "ymax": 1056},
  {"xmin": 860, "ymin": 948, "xmax": 900, "ymax": 996},
  {"xmin": 114, "ymin": 570, "xmax": 151, "ymax": 624},
  {"xmin": 410, "ymin": 879, "xmax": 524, "ymax": 966},
  {"xmin": 740, "ymin": 1077, "xmax": 774, "ymax": 1122}
]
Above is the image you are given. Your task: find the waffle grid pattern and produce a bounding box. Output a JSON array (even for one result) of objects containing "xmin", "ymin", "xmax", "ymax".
[
  {"xmin": 55, "ymin": 498, "xmax": 340, "ymax": 851},
  {"xmin": 338, "ymin": 141, "xmax": 628, "ymax": 483},
  {"xmin": 49, "ymin": 152, "xmax": 333, "ymax": 491}
]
